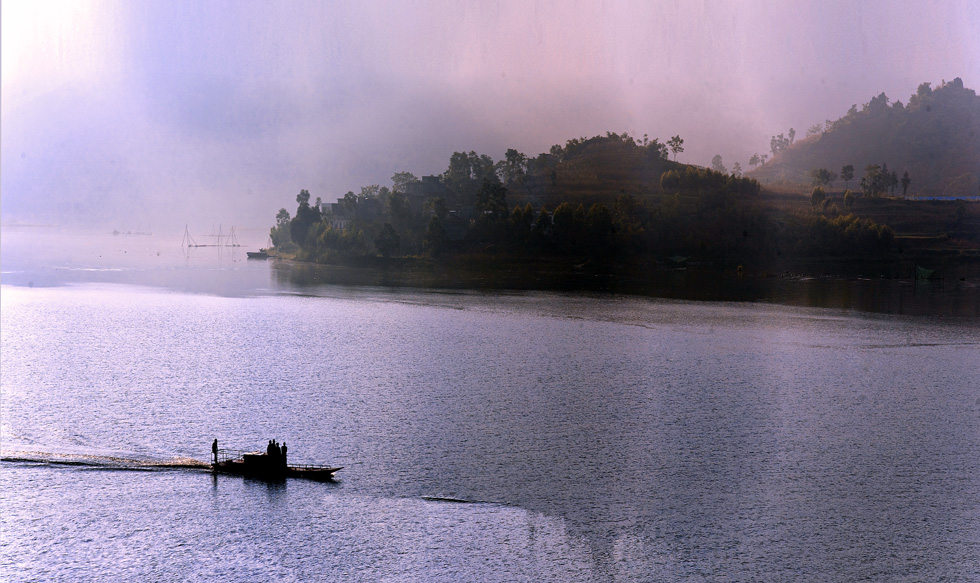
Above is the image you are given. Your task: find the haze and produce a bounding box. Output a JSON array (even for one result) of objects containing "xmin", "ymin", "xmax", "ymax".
[{"xmin": 2, "ymin": 0, "xmax": 978, "ymax": 233}]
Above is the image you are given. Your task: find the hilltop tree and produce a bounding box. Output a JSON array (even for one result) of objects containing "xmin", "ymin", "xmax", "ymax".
[
  {"xmin": 788, "ymin": 128, "xmax": 796, "ymax": 144},
  {"xmin": 732, "ymin": 162, "xmax": 743, "ymax": 178},
  {"xmin": 841, "ymin": 165, "xmax": 854, "ymax": 189},
  {"xmin": 646, "ymin": 138, "xmax": 669, "ymax": 161},
  {"xmin": 391, "ymin": 171, "xmax": 419, "ymax": 192},
  {"xmin": 770, "ymin": 133, "xmax": 790, "ymax": 157},
  {"xmin": 748, "ymin": 153, "xmax": 761, "ymax": 168},
  {"xmin": 901, "ymin": 171, "xmax": 911, "ymax": 197},
  {"xmin": 500, "ymin": 148, "xmax": 528, "ymax": 185},
  {"xmin": 667, "ymin": 135, "xmax": 684, "ymax": 161},
  {"xmin": 711, "ymin": 155, "xmax": 728, "ymax": 174}
]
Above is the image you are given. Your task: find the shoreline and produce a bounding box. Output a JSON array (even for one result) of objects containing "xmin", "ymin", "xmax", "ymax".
[{"xmin": 270, "ymin": 253, "xmax": 980, "ymax": 318}]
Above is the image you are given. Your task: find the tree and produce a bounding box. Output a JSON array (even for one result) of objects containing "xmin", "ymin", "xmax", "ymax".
[
  {"xmin": 444, "ymin": 151, "xmax": 472, "ymax": 192},
  {"xmin": 423, "ymin": 216, "xmax": 449, "ymax": 256},
  {"xmin": 860, "ymin": 164, "xmax": 888, "ymax": 197},
  {"xmin": 270, "ymin": 208, "xmax": 292, "ymax": 247},
  {"xmin": 809, "ymin": 168, "xmax": 837, "ymax": 188},
  {"xmin": 788, "ymin": 127, "xmax": 796, "ymax": 144},
  {"xmin": 748, "ymin": 153, "xmax": 760, "ymax": 168},
  {"xmin": 391, "ymin": 171, "xmax": 419, "ymax": 192},
  {"xmin": 770, "ymin": 133, "xmax": 791, "ymax": 156},
  {"xmin": 585, "ymin": 203, "xmax": 614, "ymax": 254},
  {"xmin": 387, "ymin": 191, "xmax": 410, "ymax": 220},
  {"xmin": 500, "ymin": 148, "xmax": 528, "ymax": 185},
  {"xmin": 342, "ymin": 191, "xmax": 358, "ymax": 214},
  {"xmin": 841, "ymin": 165, "xmax": 854, "ymax": 189},
  {"xmin": 667, "ymin": 135, "xmax": 684, "ymax": 161},
  {"xmin": 476, "ymin": 179, "xmax": 508, "ymax": 216},
  {"xmin": 806, "ymin": 123, "xmax": 823, "ymax": 137},
  {"xmin": 646, "ymin": 138, "xmax": 669, "ymax": 161},
  {"xmin": 810, "ymin": 187, "xmax": 826, "ymax": 207},
  {"xmin": 711, "ymin": 155, "xmax": 727, "ymax": 174},
  {"xmin": 359, "ymin": 184, "xmax": 381, "ymax": 199},
  {"xmin": 901, "ymin": 171, "xmax": 911, "ymax": 197},
  {"xmin": 290, "ymin": 190, "xmax": 322, "ymax": 247},
  {"xmin": 732, "ymin": 162, "xmax": 743, "ymax": 178},
  {"xmin": 843, "ymin": 189, "xmax": 855, "ymax": 209},
  {"xmin": 374, "ymin": 223, "xmax": 400, "ymax": 258}
]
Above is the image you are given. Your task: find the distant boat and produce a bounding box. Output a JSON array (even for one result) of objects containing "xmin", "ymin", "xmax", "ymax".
[
  {"xmin": 246, "ymin": 250, "xmax": 270, "ymax": 259},
  {"xmin": 212, "ymin": 441, "xmax": 341, "ymax": 481}
]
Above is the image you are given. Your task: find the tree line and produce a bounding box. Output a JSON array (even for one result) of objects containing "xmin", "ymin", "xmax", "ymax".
[{"xmin": 271, "ymin": 133, "xmax": 894, "ymax": 267}]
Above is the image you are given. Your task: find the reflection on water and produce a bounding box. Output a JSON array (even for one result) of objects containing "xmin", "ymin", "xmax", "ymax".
[{"xmin": 4, "ymin": 225, "xmax": 976, "ymax": 316}]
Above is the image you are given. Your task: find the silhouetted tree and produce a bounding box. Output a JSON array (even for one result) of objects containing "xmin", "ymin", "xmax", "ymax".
[
  {"xmin": 901, "ymin": 171, "xmax": 911, "ymax": 197},
  {"xmin": 270, "ymin": 208, "xmax": 291, "ymax": 247},
  {"xmin": 770, "ymin": 133, "xmax": 791, "ymax": 156},
  {"xmin": 500, "ymin": 149, "xmax": 528, "ymax": 185},
  {"xmin": 711, "ymin": 155, "xmax": 727, "ymax": 174},
  {"xmin": 391, "ymin": 171, "xmax": 419, "ymax": 192},
  {"xmin": 667, "ymin": 135, "xmax": 684, "ymax": 161},
  {"xmin": 841, "ymin": 165, "xmax": 854, "ymax": 189},
  {"xmin": 860, "ymin": 164, "xmax": 888, "ymax": 197},
  {"xmin": 290, "ymin": 189, "xmax": 322, "ymax": 247}
]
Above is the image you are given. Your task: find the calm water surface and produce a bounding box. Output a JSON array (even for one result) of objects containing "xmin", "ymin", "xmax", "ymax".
[{"xmin": 2, "ymin": 227, "xmax": 979, "ymax": 582}]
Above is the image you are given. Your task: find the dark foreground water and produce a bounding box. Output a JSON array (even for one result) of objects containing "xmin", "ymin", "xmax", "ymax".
[{"xmin": 2, "ymin": 227, "xmax": 979, "ymax": 582}]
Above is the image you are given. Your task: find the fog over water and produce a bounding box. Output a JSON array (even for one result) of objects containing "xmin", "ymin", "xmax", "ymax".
[{"xmin": 2, "ymin": 1, "xmax": 978, "ymax": 231}]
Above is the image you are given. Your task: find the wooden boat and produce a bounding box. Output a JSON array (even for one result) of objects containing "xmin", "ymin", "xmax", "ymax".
[
  {"xmin": 246, "ymin": 250, "xmax": 270, "ymax": 259},
  {"xmin": 212, "ymin": 443, "xmax": 341, "ymax": 481}
]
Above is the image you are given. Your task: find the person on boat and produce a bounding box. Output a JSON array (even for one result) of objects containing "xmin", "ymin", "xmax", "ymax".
[
  {"xmin": 281, "ymin": 442, "xmax": 287, "ymax": 466},
  {"xmin": 212, "ymin": 439, "xmax": 218, "ymax": 464}
]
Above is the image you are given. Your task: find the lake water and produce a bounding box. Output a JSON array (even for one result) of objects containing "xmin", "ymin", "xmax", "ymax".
[{"xmin": 2, "ymin": 227, "xmax": 979, "ymax": 582}]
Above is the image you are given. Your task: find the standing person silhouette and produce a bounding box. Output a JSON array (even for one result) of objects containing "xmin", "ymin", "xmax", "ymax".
[
  {"xmin": 212, "ymin": 439, "xmax": 218, "ymax": 464},
  {"xmin": 281, "ymin": 443, "xmax": 287, "ymax": 467}
]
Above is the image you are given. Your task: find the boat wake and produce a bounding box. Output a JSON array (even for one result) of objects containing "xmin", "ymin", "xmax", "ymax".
[{"xmin": 0, "ymin": 451, "xmax": 210, "ymax": 472}]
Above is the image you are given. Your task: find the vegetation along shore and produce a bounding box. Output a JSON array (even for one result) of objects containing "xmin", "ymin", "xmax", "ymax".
[{"xmin": 268, "ymin": 79, "xmax": 980, "ymax": 292}]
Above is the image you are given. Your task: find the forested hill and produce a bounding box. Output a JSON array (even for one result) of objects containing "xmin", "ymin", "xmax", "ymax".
[{"xmin": 749, "ymin": 78, "xmax": 980, "ymax": 196}]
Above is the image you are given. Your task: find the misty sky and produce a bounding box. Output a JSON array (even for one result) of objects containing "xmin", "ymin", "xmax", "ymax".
[{"xmin": 2, "ymin": 0, "xmax": 978, "ymax": 231}]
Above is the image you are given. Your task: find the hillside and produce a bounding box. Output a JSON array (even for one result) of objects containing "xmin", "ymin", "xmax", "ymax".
[
  {"xmin": 505, "ymin": 133, "xmax": 682, "ymax": 209},
  {"xmin": 749, "ymin": 78, "xmax": 980, "ymax": 196}
]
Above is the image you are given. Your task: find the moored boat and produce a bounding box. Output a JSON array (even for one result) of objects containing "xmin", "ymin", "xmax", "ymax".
[{"xmin": 246, "ymin": 250, "xmax": 270, "ymax": 259}]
